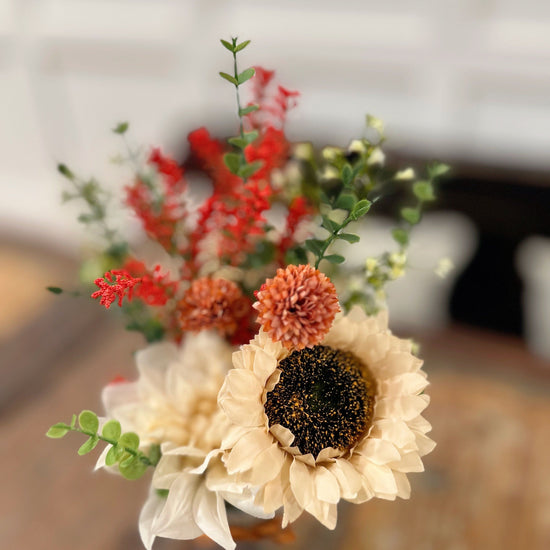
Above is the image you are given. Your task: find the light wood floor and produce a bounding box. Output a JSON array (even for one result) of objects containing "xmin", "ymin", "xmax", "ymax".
[{"xmin": 1, "ymin": 239, "xmax": 549, "ymax": 550}]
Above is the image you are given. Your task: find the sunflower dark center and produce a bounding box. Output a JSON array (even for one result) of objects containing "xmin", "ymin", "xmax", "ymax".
[{"xmin": 264, "ymin": 345, "xmax": 376, "ymax": 457}]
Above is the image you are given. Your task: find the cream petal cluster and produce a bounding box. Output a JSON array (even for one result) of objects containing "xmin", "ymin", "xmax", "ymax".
[
  {"xmin": 96, "ymin": 332, "xmax": 266, "ymax": 550},
  {"xmin": 217, "ymin": 307, "xmax": 435, "ymax": 529}
]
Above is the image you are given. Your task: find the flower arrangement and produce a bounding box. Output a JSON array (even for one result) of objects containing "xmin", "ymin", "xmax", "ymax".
[{"xmin": 47, "ymin": 37, "xmax": 446, "ymax": 549}]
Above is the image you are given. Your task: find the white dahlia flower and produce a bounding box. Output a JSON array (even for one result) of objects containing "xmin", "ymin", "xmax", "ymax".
[
  {"xmin": 218, "ymin": 307, "xmax": 435, "ymax": 529},
  {"xmin": 97, "ymin": 331, "xmax": 267, "ymax": 550}
]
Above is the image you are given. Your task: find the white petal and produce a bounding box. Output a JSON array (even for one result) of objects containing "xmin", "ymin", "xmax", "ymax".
[
  {"xmin": 269, "ymin": 424, "xmax": 295, "ymax": 447},
  {"xmin": 315, "ymin": 446, "xmax": 341, "ymax": 462},
  {"xmin": 139, "ymin": 490, "xmax": 165, "ymax": 550},
  {"xmin": 389, "ymin": 451, "xmax": 425, "ymax": 473},
  {"xmin": 94, "ymin": 445, "xmax": 110, "ymax": 471},
  {"xmin": 375, "ymin": 395, "xmax": 429, "ymax": 421},
  {"xmin": 262, "ymin": 474, "xmax": 286, "ymax": 514},
  {"xmin": 314, "ymin": 466, "xmax": 340, "ymax": 504},
  {"xmin": 247, "ymin": 443, "xmax": 286, "ymax": 485},
  {"xmin": 136, "ymin": 342, "xmax": 178, "ymax": 395},
  {"xmin": 413, "ymin": 432, "xmax": 436, "ymax": 456},
  {"xmin": 102, "ymin": 382, "xmax": 140, "ymax": 416},
  {"xmin": 151, "ymin": 472, "xmax": 203, "ymax": 540},
  {"xmin": 328, "ymin": 459, "xmax": 363, "ymax": 499},
  {"xmin": 282, "ymin": 486, "xmax": 303, "ymax": 527},
  {"xmin": 355, "ymin": 438, "xmax": 401, "ymax": 465},
  {"xmin": 393, "ymin": 471, "xmax": 411, "ymax": 499},
  {"xmin": 352, "ymin": 456, "xmax": 398, "ymax": 496},
  {"xmin": 379, "ymin": 372, "xmax": 429, "ymax": 397},
  {"xmin": 289, "ymin": 459, "xmax": 315, "ymax": 509},
  {"xmin": 370, "ymin": 419, "xmax": 416, "ymax": 448},
  {"xmin": 192, "ymin": 485, "xmax": 235, "ymax": 550},
  {"xmin": 252, "ymin": 348, "xmax": 279, "ymax": 387},
  {"xmin": 372, "ymin": 351, "xmax": 420, "ymax": 379},
  {"xmin": 224, "ymin": 428, "xmax": 273, "ymax": 474},
  {"xmin": 408, "ymin": 414, "xmax": 433, "ymax": 434}
]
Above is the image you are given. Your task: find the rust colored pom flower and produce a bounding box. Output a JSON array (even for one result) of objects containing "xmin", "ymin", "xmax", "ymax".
[
  {"xmin": 253, "ymin": 264, "xmax": 340, "ymax": 350},
  {"xmin": 179, "ymin": 277, "xmax": 251, "ymax": 337}
]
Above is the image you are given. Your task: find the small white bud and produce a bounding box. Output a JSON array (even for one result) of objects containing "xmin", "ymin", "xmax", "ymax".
[{"xmin": 395, "ymin": 167, "xmax": 415, "ymax": 180}]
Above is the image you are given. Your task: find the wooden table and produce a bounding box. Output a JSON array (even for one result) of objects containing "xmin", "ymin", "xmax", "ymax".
[{"xmin": 1, "ymin": 239, "xmax": 549, "ymax": 550}]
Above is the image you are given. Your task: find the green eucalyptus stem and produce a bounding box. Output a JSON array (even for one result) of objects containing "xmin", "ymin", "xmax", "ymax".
[
  {"xmin": 231, "ymin": 39, "xmax": 246, "ymax": 142},
  {"xmin": 54, "ymin": 422, "xmax": 156, "ymax": 466},
  {"xmin": 314, "ymin": 217, "xmax": 353, "ymax": 269}
]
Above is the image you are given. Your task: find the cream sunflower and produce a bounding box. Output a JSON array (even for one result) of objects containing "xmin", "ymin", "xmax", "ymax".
[
  {"xmin": 96, "ymin": 331, "xmax": 269, "ymax": 550},
  {"xmin": 217, "ymin": 306, "xmax": 435, "ymax": 529}
]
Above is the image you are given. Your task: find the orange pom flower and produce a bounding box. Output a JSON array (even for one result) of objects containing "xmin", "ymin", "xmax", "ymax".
[
  {"xmin": 253, "ymin": 264, "xmax": 340, "ymax": 350},
  {"xmin": 179, "ymin": 277, "xmax": 250, "ymax": 337}
]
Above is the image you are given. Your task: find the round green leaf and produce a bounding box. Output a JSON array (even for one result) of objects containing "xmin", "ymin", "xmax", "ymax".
[
  {"xmin": 77, "ymin": 435, "xmax": 99, "ymax": 456},
  {"xmin": 78, "ymin": 410, "xmax": 99, "ymax": 433},
  {"xmin": 105, "ymin": 445, "xmax": 122, "ymax": 466},
  {"xmin": 119, "ymin": 457, "xmax": 148, "ymax": 480},
  {"xmin": 119, "ymin": 432, "xmax": 140, "ymax": 450},
  {"xmin": 102, "ymin": 420, "xmax": 121, "ymax": 441},
  {"xmin": 46, "ymin": 424, "xmax": 69, "ymax": 439}
]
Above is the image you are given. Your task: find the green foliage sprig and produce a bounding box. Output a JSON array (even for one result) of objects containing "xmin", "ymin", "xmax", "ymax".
[
  {"xmin": 219, "ymin": 37, "xmax": 263, "ymax": 180},
  {"xmin": 57, "ymin": 163, "xmax": 124, "ymax": 253},
  {"xmin": 391, "ymin": 161, "xmax": 450, "ymax": 251},
  {"xmin": 46, "ymin": 410, "xmax": 160, "ymax": 480}
]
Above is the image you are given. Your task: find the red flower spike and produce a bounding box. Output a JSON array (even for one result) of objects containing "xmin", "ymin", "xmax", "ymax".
[
  {"xmin": 124, "ymin": 149, "xmax": 187, "ymax": 254},
  {"xmin": 91, "ymin": 270, "xmax": 141, "ymax": 309}
]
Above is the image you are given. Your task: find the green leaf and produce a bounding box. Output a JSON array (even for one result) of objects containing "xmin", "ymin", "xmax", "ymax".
[
  {"xmin": 223, "ymin": 153, "xmax": 242, "ymax": 174},
  {"xmin": 112, "ymin": 122, "xmax": 129, "ymax": 135},
  {"xmin": 77, "ymin": 435, "xmax": 99, "ymax": 456},
  {"xmin": 243, "ymin": 130, "xmax": 259, "ymax": 144},
  {"xmin": 239, "ymin": 104, "xmax": 259, "ymax": 116},
  {"xmin": 220, "ymin": 39, "xmax": 234, "ymax": 52},
  {"xmin": 219, "ymin": 72, "xmax": 238, "ymax": 85},
  {"xmin": 78, "ymin": 410, "xmax": 99, "ymax": 433},
  {"xmin": 235, "ymin": 39, "xmax": 251, "ymax": 52},
  {"xmin": 57, "ymin": 164, "xmax": 74, "ymax": 180},
  {"xmin": 428, "ymin": 162, "xmax": 450, "ymax": 179},
  {"xmin": 46, "ymin": 423, "xmax": 70, "ymax": 439},
  {"xmin": 105, "ymin": 445, "xmax": 121, "ymax": 466},
  {"xmin": 119, "ymin": 456, "xmax": 148, "ymax": 480},
  {"xmin": 341, "ymin": 164, "xmax": 353, "ymax": 187},
  {"xmin": 237, "ymin": 160, "xmax": 263, "ymax": 179},
  {"xmin": 227, "ymin": 137, "xmax": 248, "ymax": 149},
  {"xmin": 350, "ymin": 199, "xmax": 371, "ymax": 220},
  {"xmin": 321, "ymin": 216, "xmax": 340, "ymax": 234},
  {"xmin": 401, "ymin": 207, "xmax": 420, "ymax": 225},
  {"xmin": 392, "ymin": 228, "xmax": 409, "ymax": 246},
  {"xmin": 148, "ymin": 444, "xmax": 162, "ymax": 466},
  {"xmin": 156, "ymin": 488, "xmax": 169, "ymax": 498},
  {"xmin": 323, "ymin": 254, "xmax": 346, "ymax": 264},
  {"xmin": 339, "ymin": 233, "xmax": 360, "ymax": 244},
  {"xmin": 237, "ymin": 67, "xmax": 255, "ymax": 85},
  {"xmin": 305, "ymin": 239, "xmax": 324, "ymax": 257},
  {"xmin": 70, "ymin": 414, "xmax": 77, "ymax": 428},
  {"xmin": 413, "ymin": 181, "xmax": 435, "ymax": 201},
  {"xmin": 46, "ymin": 286, "xmax": 63, "ymax": 295},
  {"xmin": 334, "ymin": 194, "xmax": 356, "ymax": 211},
  {"xmin": 119, "ymin": 432, "xmax": 140, "ymax": 451},
  {"xmin": 102, "ymin": 420, "xmax": 121, "ymax": 441}
]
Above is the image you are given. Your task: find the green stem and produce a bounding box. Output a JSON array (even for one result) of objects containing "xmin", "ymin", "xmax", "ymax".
[
  {"xmin": 314, "ymin": 217, "xmax": 353, "ymax": 269},
  {"xmin": 63, "ymin": 424, "xmax": 155, "ymax": 466},
  {"xmin": 231, "ymin": 37, "xmax": 248, "ymax": 177}
]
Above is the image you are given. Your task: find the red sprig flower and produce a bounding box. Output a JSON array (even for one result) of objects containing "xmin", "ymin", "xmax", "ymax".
[{"xmin": 91, "ymin": 270, "xmax": 141, "ymax": 309}]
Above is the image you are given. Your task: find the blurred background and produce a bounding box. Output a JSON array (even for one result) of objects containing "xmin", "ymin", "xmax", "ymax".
[{"xmin": 1, "ymin": 1, "xmax": 549, "ymax": 549}]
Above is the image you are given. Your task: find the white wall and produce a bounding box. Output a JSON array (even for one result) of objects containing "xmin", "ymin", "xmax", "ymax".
[{"xmin": 1, "ymin": 0, "xmax": 549, "ymax": 250}]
